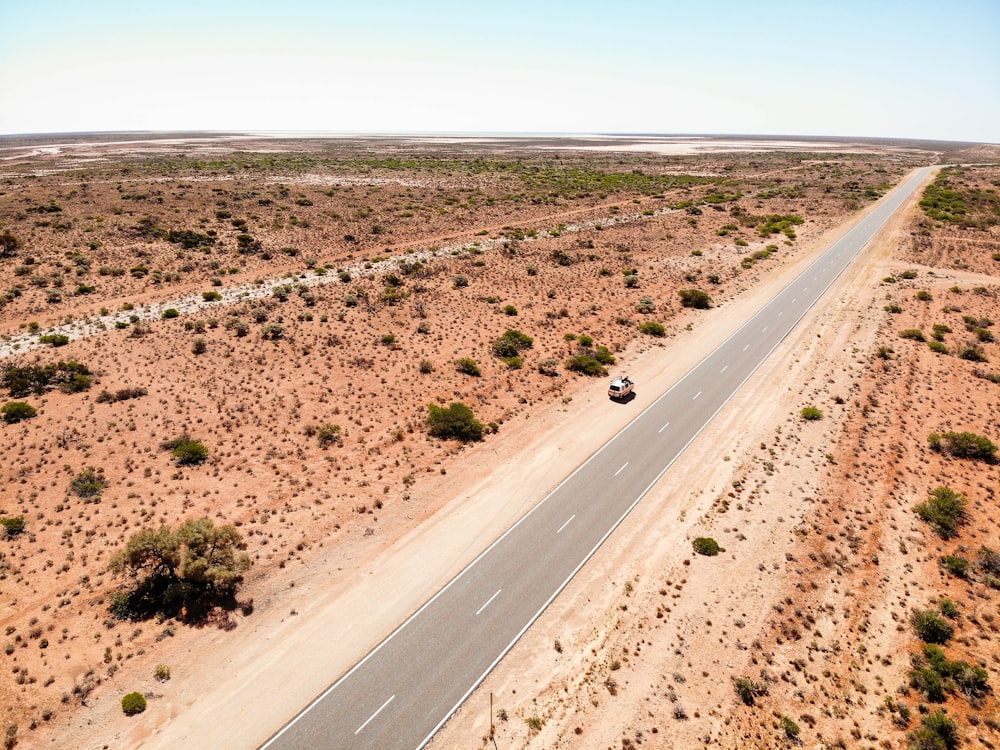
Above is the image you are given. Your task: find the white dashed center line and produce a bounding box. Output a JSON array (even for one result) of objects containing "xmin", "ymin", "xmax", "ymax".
[
  {"xmin": 556, "ymin": 515, "xmax": 575, "ymax": 534},
  {"xmin": 475, "ymin": 589, "xmax": 502, "ymax": 616},
  {"xmin": 614, "ymin": 462, "xmax": 629, "ymax": 476},
  {"xmin": 356, "ymin": 695, "xmax": 395, "ymax": 735}
]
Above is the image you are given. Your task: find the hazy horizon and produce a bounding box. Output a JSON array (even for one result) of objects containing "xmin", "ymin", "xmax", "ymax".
[{"xmin": 2, "ymin": 0, "xmax": 998, "ymax": 143}]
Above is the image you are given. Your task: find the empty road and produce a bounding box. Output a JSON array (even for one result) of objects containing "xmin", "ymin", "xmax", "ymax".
[{"xmin": 261, "ymin": 166, "xmax": 934, "ymax": 749}]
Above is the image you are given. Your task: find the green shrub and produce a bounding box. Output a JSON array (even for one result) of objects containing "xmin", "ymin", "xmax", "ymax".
[
  {"xmin": 779, "ymin": 716, "xmax": 801, "ymax": 741},
  {"xmin": 315, "ymin": 423, "xmax": 342, "ymax": 448},
  {"xmin": 455, "ymin": 357, "xmax": 481, "ymax": 376},
  {"xmin": 202, "ymin": 290, "xmax": 222, "ymax": 302},
  {"xmin": 958, "ymin": 344, "xmax": 987, "ymax": 362},
  {"xmin": 162, "ymin": 308, "xmax": 180, "ymax": 319},
  {"xmin": 418, "ymin": 359, "xmax": 434, "ymax": 374},
  {"xmin": 38, "ymin": 333, "xmax": 69, "ymax": 347},
  {"xmin": 932, "ymin": 323, "xmax": 952, "ymax": 340},
  {"xmin": 69, "ymin": 467, "xmax": 108, "ymax": 499},
  {"xmin": 1, "ymin": 401, "xmax": 37, "ymax": 424},
  {"xmin": 915, "ymin": 290, "xmax": 933, "ymax": 301},
  {"xmin": 927, "ymin": 340, "xmax": 949, "ymax": 354},
  {"xmin": 1, "ymin": 515, "xmax": 26, "ymax": 536},
  {"xmin": 453, "ymin": 274, "xmax": 469, "ymax": 288},
  {"xmin": 638, "ymin": 321, "xmax": 666, "ymax": 337},
  {"xmin": 678, "ymin": 289, "xmax": 712, "ymax": 309},
  {"xmin": 154, "ymin": 664, "xmax": 171, "ymax": 682},
  {"xmin": 121, "ymin": 692, "xmax": 147, "ymax": 716},
  {"xmin": 426, "ymin": 402, "xmax": 484, "ymax": 442},
  {"xmin": 491, "ymin": 330, "xmax": 533, "ymax": 358},
  {"xmin": 692, "ymin": 537, "xmax": 720, "ymax": 556},
  {"xmin": 162, "ymin": 436, "xmax": 208, "ymax": 466},
  {"xmin": 928, "ymin": 431, "xmax": 997, "ymax": 462},
  {"xmin": 899, "ymin": 329, "xmax": 926, "ymax": 341},
  {"xmin": 502, "ymin": 356, "xmax": 523, "ymax": 370},
  {"xmin": 911, "ymin": 609, "xmax": 954, "ymax": 644},
  {"xmin": 800, "ymin": 406, "xmax": 823, "ymax": 421},
  {"xmin": 884, "ymin": 303, "xmax": 903, "ymax": 313},
  {"xmin": 636, "ymin": 297, "xmax": 656, "ymax": 314},
  {"xmin": 3, "ymin": 361, "xmax": 92, "ymax": 397},
  {"xmin": 908, "ymin": 711, "xmax": 959, "ymax": 749},
  {"xmin": 914, "ymin": 487, "xmax": 967, "ymax": 539},
  {"xmin": 503, "ymin": 304, "xmax": 517, "ymax": 316},
  {"xmin": 733, "ymin": 677, "xmax": 767, "ymax": 706},
  {"xmin": 565, "ymin": 354, "xmax": 607, "ymax": 376},
  {"xmin": 939, "ymin": 555, "xmax": 970, "ymax": 578}
]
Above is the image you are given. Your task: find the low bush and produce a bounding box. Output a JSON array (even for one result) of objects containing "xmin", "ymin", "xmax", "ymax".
[
  {"xmin": 958, "ymin": 344, "xmax": 988, "ymax": 362},
  {"xmin": 162, "ymin": 435, "xmax": 208, "ymax": 466},
  {"xmin": 455, "ymin": 357, "xmax": 481, "ymax": 376},
  {"xmin": 899, "ymin": 329, "xmax": 926, "ymax": 341},
  {"xmin": 914, "ymin": 486, "xmax": 967, "ymax": 539},
  {"xmin": 69, "ymin": 467, "xmax": 108, "ymax": 499},
  {"xmin": 927, "ymin": 340, "xmax": 949, "ymax": 354},
  {"xmin": 426, "ymin": 402, "xmax": 484, "ymax": 442},
  {"xmin": 800, "ymin": 406, "xmax": 823, "ymax": 421},
  {"xmin": 928, "ymin": 431, "xmax": 997, "ymax": 462},
  {"xmin": 678, "ymin": 288, "xmax": 712, "ymax": 309},
  {"xmin": 692, "ymin": 537, "xmax": 720, "ymax": 556},
  {"xmin": 1, "ymin": 515, "xmax": 26, "ymax": 536},
  {"xmin": 162, "ymin": 308, "xmax": 180, "ymax": 319},
  {"xmin": 565, "ymin": 354, "xmax": 607, "ymax": 376},
  {"xmin": 121, "ymin": 692, "xmax": 147, "ymax": 716},
  {"xmin": 638, "ymin": 321, "xmax": 666, "ymax": 337},
  {"xmin": 491, "ymin": 330, "xmax": 533, "ymax": 358},
  {"xmin": 911, "ymin": 608, "xmax": 954, "ymax": 645},
  {"xmin": 1, "ymin": 401, "xmax": 37, "ymax": 423},
  {"xmin": 39, "ymin": 333, "xmax": 69, "ymax": 347},
  {"xmin": 939, "ymin": 555, "xmax": 970, "ymax": 578},
  {"xmin": 734, "ymin": 677, "xmax": 767, "ymax": 706}
]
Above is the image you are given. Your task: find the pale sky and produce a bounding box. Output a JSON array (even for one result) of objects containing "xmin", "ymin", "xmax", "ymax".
[{"xmin": 1, "ymin": 0, "xmax": 998, "ymax": 142}]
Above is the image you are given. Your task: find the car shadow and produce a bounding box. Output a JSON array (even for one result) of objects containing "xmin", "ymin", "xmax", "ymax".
[{"xmin": 609, "ymin": 391, "xmax": 637, "ymax": 404}]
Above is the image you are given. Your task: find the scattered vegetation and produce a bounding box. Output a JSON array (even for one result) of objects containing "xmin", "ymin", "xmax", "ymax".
[
  {"xmin": 692, "ymin": 537, "xmax": 721, "ymax": 556},
  {"xmin": 928, "ymin": 431, "xmax": 997, "ymax": 462},
  {"xmin": 678, "ymin": 288, "xmax": 712, "ymax": 309},
  {"xmin": 161, "ymin": 435, "xmax": 209, "ymax": 466},
  {"xmin": 914, "ymin": 486, "xmax": 967, "ymax": 539}
]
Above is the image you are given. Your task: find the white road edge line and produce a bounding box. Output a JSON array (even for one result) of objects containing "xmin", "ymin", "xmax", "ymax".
[
  {"xmin": 658, "ymin": 421, "xmax": 670, "ymax": 433},
  {"xmin": 475, "ymin": 589, "xmax": 502, "ymax": 616},
  {"xmin": 614, "ymin": 462, "xmax": 629, "ymax": 476},
  {"xmin": 355, "ymin": 695, "xmax": 395, "ymax": 735},
  {"xmin": 556, "ymin": 515, "xmax": 575, "ymax": 534}
]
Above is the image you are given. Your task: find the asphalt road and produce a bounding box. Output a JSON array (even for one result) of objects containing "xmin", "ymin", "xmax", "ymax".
[{"xmin": 261, "ymin": 166, "xmax": 934, "ymax": 749}]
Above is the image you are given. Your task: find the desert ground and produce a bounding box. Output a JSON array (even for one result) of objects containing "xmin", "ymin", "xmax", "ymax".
[{"xmin": 0, "ymin": 134, "xmax": 997, "ymax": 750}]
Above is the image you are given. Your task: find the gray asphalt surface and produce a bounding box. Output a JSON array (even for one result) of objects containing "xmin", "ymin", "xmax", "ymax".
[{"xmin": 261, "ymin": 166, "xmax": 934, "ymax": 750}]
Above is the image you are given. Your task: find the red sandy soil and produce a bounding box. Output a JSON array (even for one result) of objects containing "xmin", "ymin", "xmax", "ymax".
[{"xmin": 1, "ymin": 138, "xmax": 997, "ymax": 749}]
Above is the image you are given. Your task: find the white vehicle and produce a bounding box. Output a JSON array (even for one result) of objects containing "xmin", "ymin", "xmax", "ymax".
[{"xmin": 608, "ymin": 374, "xmax": 634, "ymax": 400}]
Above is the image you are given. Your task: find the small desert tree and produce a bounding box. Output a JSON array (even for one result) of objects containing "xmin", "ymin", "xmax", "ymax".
[
  {"xmin": 914, "ymin": 486, "xmax": 967, "ymax": 539},
  {"xmin": 108, "ymin": 518, "xmax": 251, "ymax": 621}
]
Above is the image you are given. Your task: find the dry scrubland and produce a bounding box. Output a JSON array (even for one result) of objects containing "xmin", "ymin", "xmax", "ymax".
[{"xmin": 0, "ymin": 135, "xmax": 996, "ymax": 749}]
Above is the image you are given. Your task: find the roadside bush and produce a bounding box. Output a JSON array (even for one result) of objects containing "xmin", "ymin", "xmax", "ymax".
[
  {"xmin": 121, "ymin": 692, "xmax": 147, "ymax": 716},
  {"xmin": 426, "ymin": 402, "xmax": 484, "ymax": 442},
  {"xmin": 1, "ymin": 401, "xmax": 37, "ymax": 423},
  {"xmin": 638, "ymin": 321, "xmax": 666, "ymax": 337},
  {"xmin": 108, "ymin": 518, "xmax": 251, "ymax": 622},
  {"xmin": 928, "ymin": 431, "xmax": 997, "ymax": 462},
  {"xmin": 914, "ymin": 486, "xmax": 967, "ymax": 539},
  {"xmin": 800, "ymin": 406, "xmax": 823, "ymax": 421},
  {"xmin": 565, "ymin": 354, "xmax": 607, "ymax": 376},
  {"xmin": 678, "ymin": 289, "xmax": 712, "ymax": 309},
  {"xmin": 692, "ymin": 537, "xmax": 720, "ymax": 556},
  {"xmin": 912, "ymin": 608, "xmax": 954, "ymax": 644}
]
